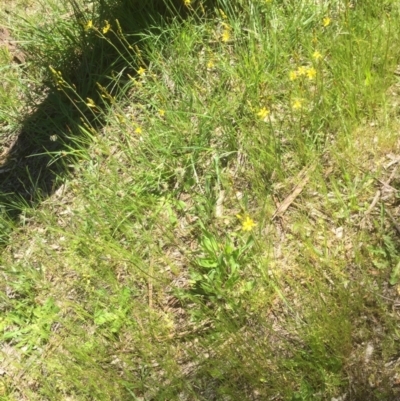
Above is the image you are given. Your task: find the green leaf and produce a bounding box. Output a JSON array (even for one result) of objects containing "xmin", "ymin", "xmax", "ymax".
[
  {"xmin": 94, "ymin": 310, "xmax": 117, "ymax": 326},
  {"xmin": 197, "ymin": 258, "xmax": 218, "ymax": 268},
  {"xmin": 389, "ymin": 260, "xmax": 400, "ymax": 285}
]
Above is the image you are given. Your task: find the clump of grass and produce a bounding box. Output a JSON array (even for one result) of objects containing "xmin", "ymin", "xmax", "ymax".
[{"xmin": 1, "ymin": 0, "xmax": 400, "ymax": 400}]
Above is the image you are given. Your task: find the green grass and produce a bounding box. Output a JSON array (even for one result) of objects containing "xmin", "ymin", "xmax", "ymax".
[{"xmin": 1, "ymin": 0, "xmax": 400, "ymax": 399}]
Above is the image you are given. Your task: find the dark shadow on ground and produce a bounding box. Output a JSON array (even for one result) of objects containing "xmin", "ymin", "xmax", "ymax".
[{"xmin": 0, "ymin": 0, "xmax": 190, "ymax": 219}]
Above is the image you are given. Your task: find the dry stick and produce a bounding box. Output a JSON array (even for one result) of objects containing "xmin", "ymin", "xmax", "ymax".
[
  {"xmin": 351, "ymin": 161, "xmax": 399, "ymax": 228},
  {"xmin": 215, "ymin": 190, "xmax": 225, "ymax": 218},
  {"xmin": 347, "ymin": 160, "xmax": 398, "ymax": 192},
  {"xmin": 386, "ymin": 157, "xmax": 400, "ymax": 169},
  {"xmin": 384, "ymin": 165, "xmax": 398, "ymax": 187},
  {"xmin": 381, "ymin": 165, "xmax": 400, "ymax": 234},
  {"xmin": 362, "ymin": 162, "xmax": 400, "ymax": 230},
  {"xmin": 364, "ymin": 190, "xmax": 381, "ymax": 216},
  {"xmin": 385, "ymin": 208, "xmax": 400, "ymax": 236},
  {"xmin": 272, "ymin": 163, "xmax": 316, "ymax": 220}
]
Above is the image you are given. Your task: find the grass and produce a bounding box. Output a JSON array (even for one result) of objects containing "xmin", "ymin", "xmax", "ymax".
[{"xmin": 1, "ymin": 0, "xmax": 400, "ymax": 399}]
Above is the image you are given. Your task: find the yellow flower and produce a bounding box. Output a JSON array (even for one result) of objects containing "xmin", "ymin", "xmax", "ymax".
[
  {"xmin": 219, "ymin": 9, "xmax": 228, "ymax": 19},
  {"xmin": 256, "ymin": 107, "xmax": 270, "ymax": 120},
  {"xmin": 207, "ymin": 60, "xmax": 215, "ymax": 69},
  {"xmin": 237, "ymin": 215, "xmax": 257, "ymax": 232},
  {"xmin": 184, "ymin": 0, "xmax": 191, "ymax": 6},
  {"xmin": 135, "ymin": 127, "xmax": 142, "ymax": 134},
  {"xmin": 137, "ymin": 67, "xmax": 146, "ymax": 76},
  {"xmin": 292, "ymin": 98, "xmax": 303, "ymax": 110},
  {"xmin": 158, "ymin": 109, "xmax": 165, "ymax": 117},
  {"xmin": 102, "ymin": 20, "xmax": 110, "ymax": 34},
  {"xmin": 289, "ymin": 70, "xmax": 297, "ymax": 81},
  {"xmin": 297, "ymin": 66, "xmax": 307, "ymax": 76},
  {"xmin": 323, "ymin": 17, "xmax": 331, "ymax": 27},
  {"xmin": 84, "ymin": 20, "xmax": 93, "ymax": 31},
  {"xmin": 221, "ymin": 28, "xmax": 231, "ymax": 42},
  {"xmin": 306, "ymin": 67, "xmax": 316, "ymax": 79},
  {"xmin": 86, "ymin": 98, "xmax": 96, "ymax": 108},
  {"xmin": 312, "ymin": 51, "xmax": 322, "ymax": 60}
]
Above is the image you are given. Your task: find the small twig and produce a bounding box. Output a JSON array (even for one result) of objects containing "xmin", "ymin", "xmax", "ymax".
[
  {"xmin": 348, "ymin": 160, "xmax": 398, "ymax": 192},
  {"xmin": 365, "ymin": 287, "xmax": 399, "ymax": 304},
  {"xmin": 215, "ymin": 190, "xmax": 225, "ymax": 218},
  {"xmin": 272, "ymin": 163, "xmax": 316, "ymax": 220},
  {"xmin": 385, "ymin": 208, "xmax": 400, "ymax": 235},
  {"xmin": 364, "ymin": 190, "xmax": 381, "ymax": 216},
  {"xmin": 384, "ymin": 165, "xmax": 398, "ymax": 187},
  {"xmin": 385, "ymin": 156, "xmax": 400, "ymax": 169}
]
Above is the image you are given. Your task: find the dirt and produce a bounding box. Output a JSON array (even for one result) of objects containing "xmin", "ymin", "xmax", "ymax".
[{"xmin": 0, "ymin": 26, "xmax": 25, "ymax": 64}]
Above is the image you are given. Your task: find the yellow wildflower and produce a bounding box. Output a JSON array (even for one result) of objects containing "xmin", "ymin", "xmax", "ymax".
[
  {"xmin": 323, "ymin": 17, "xmax": 331, "ymax": 27},
  {"xmin": 297, "ymin": 66, "xmax": 307, "ymax": 76},
  {"xmin": 86, "ymin": 98, "xmax": 96, "ymax": 108},
  {"xmin": 158, "ymin": 109, "xmax": 165, "ymax": 117},
  {"xmin": 221, "ymin": 24, "xmax": 231, "ymax": 42},
  {"xmin": 219, "ymin": 9, "xmax": 228, "ymax": 19},
  {"xmin": 289, "ymin": 70, "xmax": 297, "ymax": 81},
  {"xmin": 257, "ymin": 107, "xmax": 270, "ymax": 120},
  {"xmin": 221, "ymin": 30, "xmax": 230, "ymax": 42},
  {"xmin": 184, "ymin": 0, "xmax": 191, "ymax": 6},
  {"xmin": 102, "ymin": 20, "xmax": 110, "ymax": 34},
  {"xmin": 207, "ymin": 60, "xmax": 215, "ymax": 69},
  {"xmin": 137, "ymin": 67, "xmax": 146, "ymax": 76},
  {"xmin": 292, "ymin": 98, "xmax": 303, "ymax": 110},
  {"xmin": 237, "ymin": 215, "xmax": 257, "ymax": 232},
  {"xmin": 306, "ymin": 67, "xmax": 316, "ymax": 79},
  {"xmin": 135, "ymin": 127, "xmax": 142, "ymax": 134},
  {"xmin": 312, "ymin": 51, "xmax": 322, "ymax": 60},
  {"xmin": 84, "ymin": 20, "xmax": 93, "ymax": 31}
]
